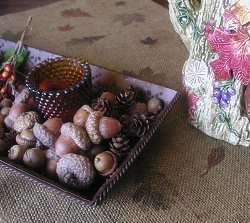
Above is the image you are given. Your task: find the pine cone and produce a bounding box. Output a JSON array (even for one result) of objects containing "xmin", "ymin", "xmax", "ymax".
[
  {"xmin": 91, "ymin": 98, "xmax": 113, "ymax": 117},
  {"xmin": 120, "ymin": 114, "xmax": 150, "ymax": 137},
  {"xmin": 116, "ymin": 90, "xmax": 135, "ymax": 112},
  {"xmin": 109, "ymin": 133, "xmax": 130, "ymax": 157},
  {"xmin": 128, "ymin": 85, "xmax": 148, "ymax": 102}
]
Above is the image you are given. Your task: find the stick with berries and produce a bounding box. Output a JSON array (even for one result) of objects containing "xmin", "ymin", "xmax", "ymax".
[{"xmin": 0, "ymin": 17, "xmax": 32, "ymax": 100}]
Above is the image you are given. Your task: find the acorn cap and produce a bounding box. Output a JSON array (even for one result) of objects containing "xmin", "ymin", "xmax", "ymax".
[
  {"xmin": 14, "ymin": 88, "xmax": 30, "ymax": 104},
  {"xmin": 33, "ymin": 123, "xmax": 57, "ymax": 149},
  {"xmin": 60, "ymin": 122, "xmax": 91, "ymax": 150},
  {"xmin": 85, "ymin": 111, "xmax": 103, "ymax": 144},
  {"xmin": 13, "ymin": 111, "xmax": 40, "ymax": 133},
  {"xmin": 73, "ymin": 105, "xmax": 94, "ymax": 127}
]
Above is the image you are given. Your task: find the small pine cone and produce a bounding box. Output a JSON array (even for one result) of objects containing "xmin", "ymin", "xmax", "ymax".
[
  {"xmin": 120, "ymin": 114, "xmax": 150, "ymax": 137},
  {"xmin": 91, "ymin": 98, "xmax": 113, "ymax": 117},
  {"xmin": 109, "ymin": 133, "xmax": 130, "ymax": 157},
  {"xmin": 116, "ymin": 90, "xmax": 135, "ymax": 112}
]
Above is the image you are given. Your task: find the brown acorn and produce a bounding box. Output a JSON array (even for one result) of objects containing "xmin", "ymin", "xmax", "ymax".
[
  {"xmin": 94, "ymin": 151, "xmax": 117, "ymax": 176},
  {"xmin": 99, "ymin": 117, "xmax": 121, "ymax": 139}
]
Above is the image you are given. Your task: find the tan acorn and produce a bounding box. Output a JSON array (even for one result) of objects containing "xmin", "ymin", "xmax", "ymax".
[{"xmin": 16, "ymin": 129, "xmax": 36, "ymax": 149}]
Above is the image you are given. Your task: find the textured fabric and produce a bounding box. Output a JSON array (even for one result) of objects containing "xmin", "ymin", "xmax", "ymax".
[{"xmin": 0, "ymin": 0, "xmax": 249, "ymax": 222}]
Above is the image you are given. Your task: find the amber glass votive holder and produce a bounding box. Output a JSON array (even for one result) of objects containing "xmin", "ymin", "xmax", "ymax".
[{"xmin": 26, "ymin": 57, "xmax": 92, "ymax": 122}]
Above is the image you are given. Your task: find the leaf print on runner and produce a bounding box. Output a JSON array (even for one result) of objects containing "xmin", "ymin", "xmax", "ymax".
[
  {"xmin": 115, "ymin": 1, "xmax": 127, "ymax": 6},
  {"xmin": 140, "ymin": 37, "xmax": 158, "ymax": 45},
  {"xmin": 59, "ymin": 24, "xmax": 75, "ymax": 32},
  {"xmin": 200, "ymin": 147, "xmax": 225, "ymax": 177},
  {"xmin": 61, "ymin": 8, "xmax": 91, "ymax": 17},
  {"xmin": 113, "ymin": 13, "xmax": 145, "ymax": 26},
  {"xmin": 66, "ymin": 35, "xmax": 106, "ymax": 46}
]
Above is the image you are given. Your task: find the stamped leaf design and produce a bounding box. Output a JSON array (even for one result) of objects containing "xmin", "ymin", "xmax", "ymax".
[
  {"xmin": 200, "ymin": 147, "xmax": 225, "ymax": 177},
  {"xmin": 59, "ymin": 24, "xmax": 75, "ymax": 32},
  {"xmin": 66, "ymin": 35, "xmax": 106, "ymax": 46},
  {"xmin": 113, "ymin": 13, "xmax": 145, "ymax": 26},
  {"xmin": 140, "ymin": 37, "xmax": 158, "ymax": 45},
  {"xmin": 204, "ymin": 10, "xmax": 250, "ymax": 85},
  {"xmin": 61, "ymin": 8, "xmax": 91, "ymax": 17}
]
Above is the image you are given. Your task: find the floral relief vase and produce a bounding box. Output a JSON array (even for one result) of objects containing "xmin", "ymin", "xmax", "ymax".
[{"xmin": 168, "ymin": 0, "xmax": 250, "ymax": 146}]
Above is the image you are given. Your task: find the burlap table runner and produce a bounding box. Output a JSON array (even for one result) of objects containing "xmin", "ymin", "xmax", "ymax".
[{"xmin": 0, "ymin": 1, "xmax": 249, "ymax": 222}]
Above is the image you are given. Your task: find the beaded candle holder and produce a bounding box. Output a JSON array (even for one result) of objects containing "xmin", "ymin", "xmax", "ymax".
[{"xmin": 26, "ymin": 57, "xmax": 92, "ymax": 122}]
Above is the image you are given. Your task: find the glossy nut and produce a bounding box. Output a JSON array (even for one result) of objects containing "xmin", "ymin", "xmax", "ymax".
[
  {"xmin": 94, "ymin": 151, "xmax": 117, "ymax": 176},
  {"xmin": 99, "ymin": 117, "xmax": 121, "ymax": 139},
  {"xmin": 55, "ymin": 135, "xmax": 80, "ymax": 156},
  {"xmin": 43, "ymin": 117, "xmax": 63, "ymax": 138}
]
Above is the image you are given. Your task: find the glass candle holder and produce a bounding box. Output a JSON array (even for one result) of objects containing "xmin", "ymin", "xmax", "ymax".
[{"xmin": 26, "ymin": 57, "xmax": 92, "ymax": 122}]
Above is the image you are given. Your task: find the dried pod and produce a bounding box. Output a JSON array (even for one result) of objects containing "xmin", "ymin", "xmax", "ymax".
[
  {"xmin": 99, "ymin": 117, "xmax": 121, "ymax": 139},
  {"xmin": 1, "ymin": 107, "xmax": 10, "ymax": 117},
  {"xmin": 94, "ymin": 151, "xmax": 117, "ymax": 176},
  {"xmin": 8, "ymin": 145, "xmax": 26, "ymax": 163},
  {"xmin": 56, "ymin": 153, "xmax": 95, "ymax": 190},
  {"xmin": 23, "ymin": 148, "xmax": 46, "ymax": 172},
  {"xmin": 16, "ymin": 129, "xmax": 36, "ymax": 149},
  {"xmin": 8, "ymin": 103, "xmax": 28, "ymax": 121},
  {"xmin": 13, "ymin": 111, "xmax": 40, "ymax": 133},
  {"xmin": 60, "ymin": 122, "xmax": 91, "ymax": 150},
  {"xmin": 73, "ymin": 105, "xmax": 93, "ymax": 127},
  {"xmin": 0, "ymin": 98, "xmax": 12, "ymax": 108},
  {"xmin": 85, "ymin": 111, "xmax": 103, "ymax": 144},
  {"xmin": 100, "ymin": 92, "xmax": 116, "ymax": 103},
  {"xmin": 43, "ymin": 117, "xmax": 63, "ymax": 138},
  {"xmin": 147, "ymin": 97, "xmax": 162, "ymax": 114},
  {"xmin": 33, "ymin": 123, "xmax": 57, "ymax": 149},
  {"xmin": 4, "ymin": 115, "xmax": 14, "ymax": 129},
  {"xmin": 132, "ymin": 102, "xmax": 148, "ymax": 116}
]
